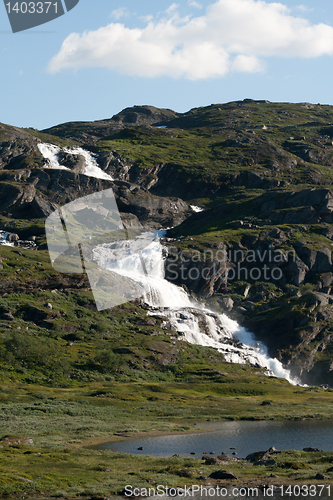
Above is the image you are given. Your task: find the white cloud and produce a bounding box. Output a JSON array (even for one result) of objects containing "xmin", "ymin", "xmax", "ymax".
[
  {"xmin": 48, "ymin": 0, "xmax": 333, "ymax": 80},
  {"xmin": 166, "ymin": 3, "xmax": 179, "ymax": 14},
  {"xmin": 188, "ymin": 0, "xmax": 203, "ymax": 8},
  {"xmin": 231, "ymin": 54, "xmax": 264, "ymax": 73},
  {"xmin": 110, "ymin": 7, "xmax": 130, "ymax": 20},
  {"xmin": 294, "ymin": 5, "xmax": 314, "ymax": 14}
]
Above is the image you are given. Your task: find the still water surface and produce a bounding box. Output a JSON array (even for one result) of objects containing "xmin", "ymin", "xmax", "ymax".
[{"xmin": 97, "ymin": 420, "xmax": 333, "ymax": 458}]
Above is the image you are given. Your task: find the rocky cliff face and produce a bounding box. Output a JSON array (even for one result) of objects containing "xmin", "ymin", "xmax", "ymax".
[
  {"xmin": 3, "ymin": 100, "xmax": 333, "ymax": 384},
  {"xmin": 165, "ymin": 189, "xmax": 333, "ymax": 384},
  {"xmin": 0, "ymin": 122, "xmax": 190, "ymax": 227}
]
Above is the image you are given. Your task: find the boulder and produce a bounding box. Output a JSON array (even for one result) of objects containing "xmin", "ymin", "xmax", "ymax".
[
  {"xmin": 0, "ymin": 311, "xmax": 14, "ymax": 321},
  {"xmin": 314, "ymin": 248, "xmax": 332, "ymax": 273},
  {"xmin": 57, "ymin": 152, "xmax": 86, "ymax": 174},
  {"xmin": 209, "ymin": 470, "xmax": 238, "ymax": 480},
  {"xmin": 7, "ymin": 233, "xmax": 19, "ymax": 242},
  {"xmin": 220, "ymin": 297, "xmax": 234, "ymax": 311},
  {"xmin": 315, "ymin": 473, "xmax": 330, "ymax": 480},
  {"xmin": 23, "ymin": 307, "xmax": 48, "ymax": 324},
  {"xmin": 216, "ymin": 452, "xmax": 237, "ymax": 461},
  {"xmin": 203, "ymin": 457, "xmax": 221, "ymax": 465},
  {"xmin": 253, "ymin": 459, "xmax": 277, "ymax": 466},
  {"xmin": 285, "ymin": 256, "xmax": 309, "ymax": 285},
  {"xmin": 294, "ymin": 244, "xmax": 317, "ymax": 270},
  {"xmin": 233, "ymin": 171, "xmax": 265, "ymax": 188},
  {"xmin": 246, "ymin": 451, "xmax": 270, "ymax": 462},
  {"xmin": 115, "ymin": 188, "xmax": 190, "ymax": 228}
]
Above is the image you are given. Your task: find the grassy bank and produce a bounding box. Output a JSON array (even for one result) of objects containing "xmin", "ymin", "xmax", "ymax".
[
  {"xmin": 0, "ymin": 378, "xmax": 333, "ymax": 497},
  {"xmin": 0, "ymin": 243, "xmax": 333, "ymax": 496}
]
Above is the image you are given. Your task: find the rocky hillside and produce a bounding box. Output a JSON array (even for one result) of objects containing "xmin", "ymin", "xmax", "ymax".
[{"xmin": 2, "ymin": 99, "xmax": 333, "ymax": 384}]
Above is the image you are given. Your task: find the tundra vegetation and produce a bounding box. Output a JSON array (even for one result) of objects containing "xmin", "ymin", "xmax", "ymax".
[{"xmin": 1, "ymin": 100, "xmax": 333, "ymax": 496}]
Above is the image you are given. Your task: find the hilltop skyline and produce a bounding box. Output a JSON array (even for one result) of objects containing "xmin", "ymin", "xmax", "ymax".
[{"xmin": 1, "ymin": 0, "xmax": 333, "ymax": 129}]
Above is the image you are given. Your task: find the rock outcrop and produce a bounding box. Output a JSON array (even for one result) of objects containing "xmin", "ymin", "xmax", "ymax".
[{"xmin": 4, "ymin": 100, "xmax": 333, "ymax": 384}]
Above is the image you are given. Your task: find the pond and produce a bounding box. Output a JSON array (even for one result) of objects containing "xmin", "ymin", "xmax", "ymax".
[{"xmin": 96, "ymin": 419, "xmax": 333, "ymax": 458}]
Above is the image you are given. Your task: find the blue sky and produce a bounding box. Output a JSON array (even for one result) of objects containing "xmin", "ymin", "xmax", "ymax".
[{"xmin": 1, "ymin": 0, "xmax": 333, "ymax": 130}]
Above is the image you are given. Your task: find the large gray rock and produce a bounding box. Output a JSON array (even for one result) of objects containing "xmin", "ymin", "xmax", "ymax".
[
  {"xmin": 7, "ymin": 233, "xmax": 19, "ymax": 242},
  {"xmin": 57, "ymin": 152, "xmax": 86, "ymax": 174},
  {"xmin": 295, "ymin": 244, "xmax": 332, "ymax": 273},
  {"xmin": 220, "ymin": 297, "xmax": 234, "ymax": 311},
  {"xmin": 285, "ymin": 256, "xmax": 309, "ymax": 285},
  {"xmin": 295, "ymin": 244, "xmax": 317, "ymax": 270},
  {"xmin": 314, "ymin": 248, "xmax": 332, "ymax": 273},
  {"xmin": 260, "ymin": 189, "xmax": 333, "ymax": 224},
  {"xmin": 209, "ymin": 470, "xmax": 238, "ymax": 480},
  {"xmin": 253, "ymin": 459, "xmax": 277, "ymax": 466},
  {"xmin": 246, "ymin": 451, "xmax": 270, "ymax": 462}
]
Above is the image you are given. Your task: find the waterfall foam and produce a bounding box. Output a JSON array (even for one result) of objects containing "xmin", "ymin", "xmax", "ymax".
[
  {"xmin": 37, "ymin": 143, "xmax": 113, "ymax": 181},
  {"xmin": 93, "ymin": 233, "xmax": 298, "ymax": 385}
]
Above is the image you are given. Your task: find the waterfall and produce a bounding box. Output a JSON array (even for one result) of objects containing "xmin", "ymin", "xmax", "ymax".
[
  {"xmin": 37, "ymin": 143, "xmax": 113, "ymax": 181},
  {"xmin": 0, "ymin": 231, "xmax": 14, "ymax": 246},
  {"xmin": 93, "ymin": 234, "xmax": 298, "ymax": 385}
]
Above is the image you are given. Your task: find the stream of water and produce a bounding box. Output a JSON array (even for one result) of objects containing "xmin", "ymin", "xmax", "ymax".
[
  {"xmin": 38, "ymin": 145, "xmax": 298, "ymax": 384},
  {"xmin": 38, "ymin": 142, "xmax": 113, "ymax": 181},
  {"xmin": 93, "ymin": 234, "xmax": 298, "ymax": 384}
]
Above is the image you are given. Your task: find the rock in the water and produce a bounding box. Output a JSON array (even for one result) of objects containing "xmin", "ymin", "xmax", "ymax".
[{"xmin": 7, "ymin": 233, "xmax": 19, "ymax": 242}]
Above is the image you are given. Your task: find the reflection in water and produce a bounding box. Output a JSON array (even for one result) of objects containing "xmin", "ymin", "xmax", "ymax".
[{"xmin": 96, "ymin": 419, "xmax": 333, "ymax": 458}]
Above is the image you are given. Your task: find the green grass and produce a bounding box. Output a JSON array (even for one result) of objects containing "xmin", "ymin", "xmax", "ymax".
[
  {"xmin": 0, "ymin": 241, "xmax": 333, "ymax": 497},
  {"xmin": 92, "ymin": 101, "xmax": 333, "ymax": 192},
  {"xmin": 3, "ymin": 100, "xmax": 333, "ymax": 496},
  {"xmin": 0, "ymin": 381, "xmax": 332, "ymax": 497},
  {"xmin": 23, "ymin": 128, "xmax": 77, "ymax": 148}
]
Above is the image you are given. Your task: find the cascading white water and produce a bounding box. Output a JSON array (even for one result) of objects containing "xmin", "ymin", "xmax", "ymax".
[
  {"xmin": 190, "ymin": 205, "xmax": 204, "ymax": 213},
  {"xmin": 0, "ymin": 231, "xmax": 14, "ymax": 246},
  {"xmin": 93, "ymin": 234, "xmax": 298, "ymax": 385},
  {"xmin": 37, "ymin": 143, "xmax": 113, "ymax": 181}
]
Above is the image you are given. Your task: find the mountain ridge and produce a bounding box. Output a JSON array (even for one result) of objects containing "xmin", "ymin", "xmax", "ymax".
[{"xmin": 2, "ymin": 99, "xmax": 333, "ymax": 383}]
